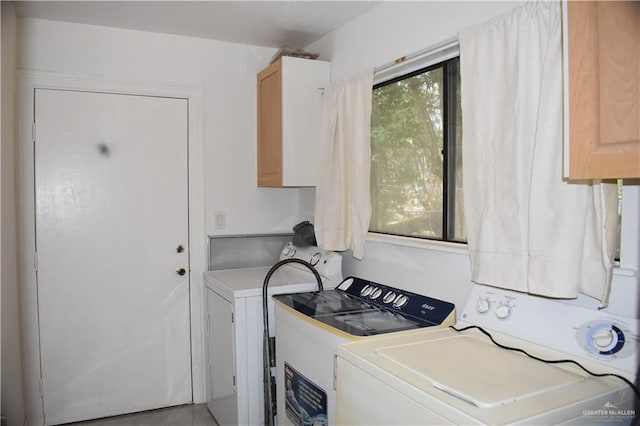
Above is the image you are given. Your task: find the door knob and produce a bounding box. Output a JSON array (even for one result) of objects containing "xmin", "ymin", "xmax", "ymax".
[
  {"xmin": 176, "ymin": 244, "xmax": 185, "ymax": 253},
  {"xmin": 176, "ymin": 268, "xmax": 186, "ymax": 276}
]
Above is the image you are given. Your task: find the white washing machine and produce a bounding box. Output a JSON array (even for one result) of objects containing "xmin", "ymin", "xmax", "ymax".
[
  {"xmin": 337, "ymin": 283, "xmax": 639, "ymax": 425},
  {"xmin": 204, "ymin": 242, "xmax": 342, "ymax": 426},
  {"xmin": 272, "ymin": 276, "xmax": 457, "ymax": 426}
]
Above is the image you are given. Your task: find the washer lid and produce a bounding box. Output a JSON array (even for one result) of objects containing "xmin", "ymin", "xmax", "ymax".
[
  {"xmin": 376, "ymin": 334, "xmax": 587, "ymax": 408},
  {"xmin": 273, "ymin": 290, "xmax": 438, "ymax": 336}
]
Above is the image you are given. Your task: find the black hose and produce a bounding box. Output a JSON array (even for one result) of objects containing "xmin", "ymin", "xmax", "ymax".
[{"xmin": 262, "ymin": 258, "xmax": 323, "ymax": 426}]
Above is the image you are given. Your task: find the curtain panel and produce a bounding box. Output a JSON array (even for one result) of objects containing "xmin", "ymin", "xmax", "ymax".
[
  {"xmin": 459, "ymin": 1, "xmax": 617, "ymax": 306},
  {"xmin": 314, "ymin": 71, "xmax": 374, "ymax": 260}
]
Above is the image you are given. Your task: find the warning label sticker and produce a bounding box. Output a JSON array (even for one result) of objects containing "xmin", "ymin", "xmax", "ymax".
[{"xmin": 284, "ymin": 362, "xmax": 327, "ymax": 426}]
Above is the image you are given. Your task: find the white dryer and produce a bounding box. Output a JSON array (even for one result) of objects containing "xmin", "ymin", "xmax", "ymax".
[
  {"xmin": 337, "ymin": 283, "xmax": 639, "ymax": 425},
  {"xmin": 204, "ymin": 242, "xmax": 342, "ymax": 426}
]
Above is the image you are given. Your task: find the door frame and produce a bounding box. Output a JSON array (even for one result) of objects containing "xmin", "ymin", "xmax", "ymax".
[{"xmin": 17, "ymin": 71, "xmax": 207, "ymax": 425}]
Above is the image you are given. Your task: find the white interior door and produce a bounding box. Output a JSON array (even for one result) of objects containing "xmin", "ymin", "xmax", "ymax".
[{"xmin": 34, "ymin": 89, "xmax": 192, "ymax": 425}]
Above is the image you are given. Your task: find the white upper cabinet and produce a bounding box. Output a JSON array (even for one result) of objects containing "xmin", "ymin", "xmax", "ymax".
[{"xmin": 257, "ymin": 56, "xmax": 330, "ymax": 187}]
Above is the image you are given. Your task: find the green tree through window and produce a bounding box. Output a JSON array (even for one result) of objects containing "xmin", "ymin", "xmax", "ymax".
[{"xmin": 370, "ymin": 57, "xmax": 464, "ymax": 242}]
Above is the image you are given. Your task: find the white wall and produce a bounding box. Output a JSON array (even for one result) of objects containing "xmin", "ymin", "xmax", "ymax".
[
  {"xmin": 304, "ymin": 1, "xmax": 640, "ymax": 315},
  {"xmin": 17, "ymin": 17, "xmax": 299, "ymax": 236},
  {"xmin": 1, "ymin": 3, "xmax": 26, "ymax": 425},
  {"xmin": 309, "ymin": 1, "xmax": 523, "ymax": 81}
]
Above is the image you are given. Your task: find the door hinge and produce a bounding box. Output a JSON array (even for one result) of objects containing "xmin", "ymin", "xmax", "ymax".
[
  {"xmin": 231, "ymin": 312, "xmax": 234, "ymax": 323},
  {"xmin": 206, "ymin": 313, "xmax": 210, "ymax": 336},
  {"xmin": 32, "ymin": 122, "xmax": 37, "ymax": 143}
]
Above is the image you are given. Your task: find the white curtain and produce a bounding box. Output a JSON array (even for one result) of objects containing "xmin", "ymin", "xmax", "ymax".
[
  {"xmin": 314, "ymin": 71, "xmax": 374, "ymax": 260},
  {"xmin": 459, "ymin": 1, "xmax": 618, "ymax": 306}
]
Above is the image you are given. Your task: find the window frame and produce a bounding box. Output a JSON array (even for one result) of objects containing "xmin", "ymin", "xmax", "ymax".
[{"xmin": 369, "ymin": 55, "xmax": 464, "ymax": 245}]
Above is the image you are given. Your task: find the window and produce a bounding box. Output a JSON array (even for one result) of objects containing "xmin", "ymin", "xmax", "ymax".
[{"xmin": 370, "ymin": 57, "xmax": 464, "ymax": 243}]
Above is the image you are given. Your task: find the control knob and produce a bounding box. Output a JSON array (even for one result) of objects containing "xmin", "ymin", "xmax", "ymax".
[
  {"xmin": 476, "ymin": 298, "xmax": 491, "ymax": 313},
  {"xmin": 592, "ymin": 328, "xmax": 616, "ymax": 349},
  {"xmin": 393, "ymin": 294, "xmax": 409, "ymax": 308},
  {"xmin": 383, "ymin": 291, "xmax": 396, "ymax": 304},
  {"xmin": 495, "ymin": 304, "xmax": 511, "ymax": 319},
  {"xmin": 580, "ymin": 322, "xmax": 627, "ymax": 357},
  {"xmin": 370, "ymin": 287, "xmax": 383, "ymax": 299}
]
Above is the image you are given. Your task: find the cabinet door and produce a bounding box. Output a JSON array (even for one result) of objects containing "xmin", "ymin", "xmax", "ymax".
[
  {"xmin": 567, "ymin": 1, "xmax": 640, "ymax": 179},
  {"xmin": 257, "ymin": 60, "xmax": 283, "ymax": 186},
  {"xmin": 281, "ymin": 57, "xmax": 330, "ymax": 187},
  {"xmin": 207, "ymin": 289, "xmax": 237, "ymax": 425}
]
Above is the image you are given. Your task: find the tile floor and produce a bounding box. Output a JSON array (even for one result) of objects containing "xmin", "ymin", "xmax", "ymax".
[{"xmin": 67, "ymin": 404, "xmax": 218, "ymax": 426}]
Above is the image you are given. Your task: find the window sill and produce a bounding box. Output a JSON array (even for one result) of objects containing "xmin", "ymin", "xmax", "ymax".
[
  {"xmin": 366, "ymin": 232, "xmax": 469, "ymax": 255},
  {"xmin": 365, "ymin": 234, "xmax": 638, "ymax": 277}
]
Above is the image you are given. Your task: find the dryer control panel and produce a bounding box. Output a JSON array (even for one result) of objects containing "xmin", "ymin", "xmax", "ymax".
[
  {"xmin": 279, "ymin": 242, "xmax": 343, "ymax": 286},
  {"xmin": 459, "ymin": 284, "xmax": 639, "ymax": 380}
]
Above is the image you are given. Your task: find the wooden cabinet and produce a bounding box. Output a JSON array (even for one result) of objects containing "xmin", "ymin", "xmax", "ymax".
[
  {"xmin": 564, "ymin": 1, "xmax": 640, "ymax": 179},
  {"xmin": 257, "ymin": 57, "xmax": 330, "ymax": 187}
]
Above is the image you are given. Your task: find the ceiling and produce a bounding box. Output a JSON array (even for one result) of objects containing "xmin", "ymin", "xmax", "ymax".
[{"xmin": 13, "ymin": 1, "xmax": 378, "ymax": 49}]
